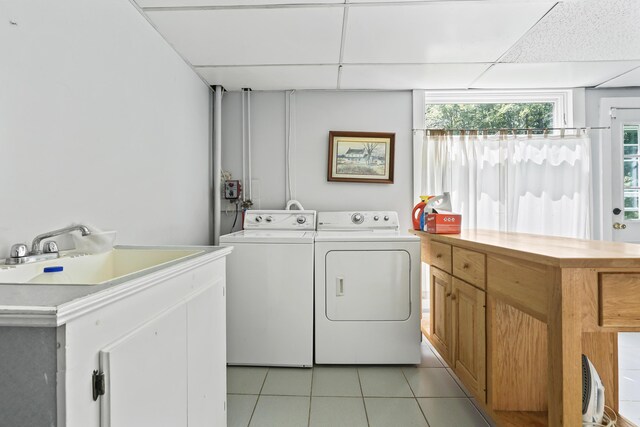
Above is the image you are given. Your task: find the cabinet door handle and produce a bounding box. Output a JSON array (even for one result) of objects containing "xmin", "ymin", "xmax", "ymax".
[
  {"xmin": 451, "ymin": 294, "xmax": 457, "ymax": 301},
  {"xmin": 446, "ymin": 292, "xmax": 451, "ymax": 297},
  {"xmin": 336, "ymin": 277, "xmax": 344, "ymax": 296},
  {"xmin": 462, "ymin": 263, "xmax": 469, "ymax": 269},
  {"xmin": 436, "ymin": 253, "xmax": 442, "ymax": 259}
]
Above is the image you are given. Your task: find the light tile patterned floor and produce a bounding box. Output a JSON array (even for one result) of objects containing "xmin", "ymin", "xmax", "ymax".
[
  {"xmin": 227, "ymin": 339, "xmax": 493, "ymax": 427},
  {"xmin": 619, "ymin": 333, "xmax": 640, "ymax": 425}
]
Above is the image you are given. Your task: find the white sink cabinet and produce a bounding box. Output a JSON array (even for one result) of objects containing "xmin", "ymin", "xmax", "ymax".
[{"xmin": 0, "ymin": 246, "xmax": 230, "ymax": 427}]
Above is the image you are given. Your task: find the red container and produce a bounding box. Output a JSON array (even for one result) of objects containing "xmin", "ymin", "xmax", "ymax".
[
  {"xmin": 412, "ymin": 201, "xmax": 427, "ymax": 230},
  {"xmin": 425, "ymin": 213, "xmax": 461, "ymax": 234}
]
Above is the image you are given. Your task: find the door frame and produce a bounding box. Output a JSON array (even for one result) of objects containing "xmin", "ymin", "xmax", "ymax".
[{"xmin": 599, "ymin": 97, "xmax": 640, "ymax": 241}]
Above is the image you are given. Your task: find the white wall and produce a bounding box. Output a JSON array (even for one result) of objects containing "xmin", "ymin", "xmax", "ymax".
[
  {"xmin": 220, "ymin": 90, "xmax": 413, "ymax": 233},
  {"xmin": 0, "ymin": 0, "xmax": 212, "ymax": 258},
  {"xmin": 585, "ymin": 87, "xmax": 640, "ymax": 239}
]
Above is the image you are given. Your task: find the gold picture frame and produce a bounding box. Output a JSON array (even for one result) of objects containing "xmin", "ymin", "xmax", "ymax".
[{"xmin": 327, "ymin": 131, "xmax": 395, "ymax": 184}]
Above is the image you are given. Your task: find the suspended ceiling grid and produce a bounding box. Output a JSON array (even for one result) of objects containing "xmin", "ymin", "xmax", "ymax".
[{"xmin": 135, "ymin": 0, "xmax": 640, "ymax": 90}]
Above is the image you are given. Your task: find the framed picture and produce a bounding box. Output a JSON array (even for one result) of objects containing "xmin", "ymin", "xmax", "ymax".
[{"xmin": 327, "ymin": 131, "xmax": 395, "ymax": 184}]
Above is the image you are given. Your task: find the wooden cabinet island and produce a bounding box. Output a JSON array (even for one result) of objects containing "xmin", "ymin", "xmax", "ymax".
[{"xmin": 412, "ymin": 229, "xmax": 640, "ymax": 427}]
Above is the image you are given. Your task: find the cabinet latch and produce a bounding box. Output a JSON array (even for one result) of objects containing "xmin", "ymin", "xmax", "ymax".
[{"xmin": 92, "ymin": 370, "xmax": 105, "ymax": 401}]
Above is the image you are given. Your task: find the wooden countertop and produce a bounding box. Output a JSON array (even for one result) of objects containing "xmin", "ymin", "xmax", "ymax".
[{"xmin": 411, "ymin": 229, "xmax": 640, "ymax": 268}]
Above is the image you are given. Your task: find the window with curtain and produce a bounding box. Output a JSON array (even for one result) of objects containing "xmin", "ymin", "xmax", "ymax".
[{"xmin": 418, "ymin": 94, "xmax": 591, "ymax": 240}]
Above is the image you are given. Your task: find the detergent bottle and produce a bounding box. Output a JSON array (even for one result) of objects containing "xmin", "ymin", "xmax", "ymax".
[{"xmin": 412, "ymin": 196, "xmax": 432, "ymax": 230}]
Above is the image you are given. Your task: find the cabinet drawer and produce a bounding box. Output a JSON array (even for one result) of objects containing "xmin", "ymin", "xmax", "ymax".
[
  {"xmin": 430, "ymin": 241, "xmax": 452, "ymax": 274},
  {"xmin": 453, "ymin": 247, "xmax": 486, "ymax": 290},
  {"xmin": 600, "ymin": 273, "xmax": 640, "ymax": 327},
  {"xmin": 487, "ymin": 255, "xmax": 552, "ymax": 322}
]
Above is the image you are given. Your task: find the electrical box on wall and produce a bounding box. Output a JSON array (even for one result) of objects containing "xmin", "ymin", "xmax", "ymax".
[{"xmin": 224, "ymin": 180, "xmax": 241, "ymax": 200}]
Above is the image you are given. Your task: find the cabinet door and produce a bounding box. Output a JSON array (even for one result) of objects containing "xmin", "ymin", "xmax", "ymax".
[
  {"xmin": 98, "ymin": 281, "xmax": 225, "ymax": 427},
  {"xmin": 451, "ymin": 278, "xmax": 486, "ymax": 403},
  {"xmin": 430, "ymin": 267, "xmax": 452, "ymax": 363},
  {"xmin": 187, "ymin": 280, "xmax": 226, "ymax": 427},
  {"xmin": 100, "ymin": 305, "xmax": 188, "ymax": 427}
]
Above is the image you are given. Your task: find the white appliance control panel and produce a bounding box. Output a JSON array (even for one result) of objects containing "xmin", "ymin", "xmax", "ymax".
[
  {"xmin": 244, "ymin": 210, "xmax": 317, "ymax": 230},
  {"xmin": 317, "ymin": 211, "xmax": 399, "ymax": 231}
]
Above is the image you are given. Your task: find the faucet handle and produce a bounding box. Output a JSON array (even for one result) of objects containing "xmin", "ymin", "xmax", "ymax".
[
  {"xmin": 43, "ymin": 241, "xmax": 59, "ymax": 254},
  {"xmin": 10, "ymin": 244, "xmax": 28, "ymax": 258}
]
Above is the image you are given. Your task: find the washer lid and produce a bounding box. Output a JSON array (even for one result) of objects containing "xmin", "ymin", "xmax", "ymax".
[
  {"xmin": 314, "ymin": 230, "xmax": 419, "ymax": 243},
  {"xmin": 220, "ymin": 230, "xmax": 315, "ymax": 244}
]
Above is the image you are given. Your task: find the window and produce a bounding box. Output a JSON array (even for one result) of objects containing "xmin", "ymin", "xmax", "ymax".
[
  {"xmin": 414, "ymin": 90, "xmax": 587, "ymax": 238},
  {"xmin": 624, "ymin": 125, "xmax": 640, "ymax": 220},
  {"xmin": 426, "ymin": 102, "xmax": 554, "ymax": 131},
  {"xmin": 423, "ymin": 90, "xmax": 571, "ymax": 131},
  {"xmin": 412, "ymin": 90, "xmax": 575, "ymax": 203}
]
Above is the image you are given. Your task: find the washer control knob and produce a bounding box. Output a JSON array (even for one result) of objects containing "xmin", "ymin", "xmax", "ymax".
[
  {"xmin": 351, "ymin": 213, "xmax": 364, "ymax": 224},
  {"xmin": 296, "ymin": 216, "xmax": 307, "ymax": 224},
  {"xmin": 384, "ymin": 215, "xmax": 390, "ymax": 221},
  {"xmin": 255, "ymin": 215, "xmax": 263, "ymax": 223},
  {"xmin": 373, "ymin": 215, "xmax": 380, "ymax": 221},
  {"xmin": 265, "ymin": 216, "xmax": 273, "ymax": 223}
]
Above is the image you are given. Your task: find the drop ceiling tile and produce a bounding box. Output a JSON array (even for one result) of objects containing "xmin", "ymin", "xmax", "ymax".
[
  {"xmin": 339, "ymin": 64, "xmax": 491, "ymax": 90},
  {"xmin": 137, "ymin": 0, "xmax": 342, "ymax": 7},
  {"xmin": 502, "ymin": 0, "xmax": 640, "ymax": 63},
  {"xmin": 348, "ymin": 0, "xmax": 449, "ymax": 3},
  {"xmin": 598, "ymin": 66, "xmax": 640, "ymax": 88},
  {"xmin": 349, "ymin": 0, "xmax": 554, "ymax": 2},
  {"xmin": 145, "ymin": 7, "xmax": 343, "ymax": 65},
  {"xmin": 472, "ymin": 61, "xmax": 640, "ymax": 89},
  {"xmin": 342, "ymin": 1, "xmax": 555, "ymax": 64},
  {"xmin": 196, "ymin": 65, "xmax": 339, "ymax": 90}
]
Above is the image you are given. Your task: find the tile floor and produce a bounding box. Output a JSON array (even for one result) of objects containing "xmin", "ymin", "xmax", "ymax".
[
  {"xmin": 619, "ymin": 333, "xmax": 640, "ymax": 425},
  {"xmin": 227, "ymin": 339, "xmax": 494, "ymax": 427}
]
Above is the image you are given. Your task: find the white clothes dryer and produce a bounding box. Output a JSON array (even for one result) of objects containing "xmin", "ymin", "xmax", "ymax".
[
  {"xmin": 220, "ymin": 210, "xmax": 316, "ymax": 367},
  {"xmin": 314, "ymin": 211, "xmax": 421, "ymax": 364}
]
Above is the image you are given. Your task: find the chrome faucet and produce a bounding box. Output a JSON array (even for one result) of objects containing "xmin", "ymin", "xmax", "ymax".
[
  {"xmin": 4, "ymin": 225, "xmax": 91, "ymax": 265},
  {"xmin": 31, "ymin": 225, "xmax": 91, "ymax": 255}
]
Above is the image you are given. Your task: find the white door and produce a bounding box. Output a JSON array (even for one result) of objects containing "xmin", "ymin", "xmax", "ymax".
[
  {"xmin": 608, "ymin": 109, "xmax": 640, "ymax": 426},
  {"xmin": 325, "ymin": 250, "xmax": 411, "ymax": 321},
  {"xmin": 611, "ymin": 108, "xmax": 640, "ymax": 242}
]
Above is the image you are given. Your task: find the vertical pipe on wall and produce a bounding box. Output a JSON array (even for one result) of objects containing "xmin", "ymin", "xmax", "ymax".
[
  {"xmin": 247, "ymin": 89, "xmax": 253, "ymax": 201},
  {"xmin": 209, "ymin": 89, "xmax": 214, "ymax": 244},
  {"xmin": 285, "ymin": 91, "xmax": 291, "ymax": 202},
  {"xmin": 241, "ymin": 89, "xmax": 246, "ymax": 202},
  {"xmin": 213, "ymin": 85, "xmax": 223, "ymax": 245},
  {"xmin": 284, "ymin": 90, "xmax": 296, "ymax": 202}
]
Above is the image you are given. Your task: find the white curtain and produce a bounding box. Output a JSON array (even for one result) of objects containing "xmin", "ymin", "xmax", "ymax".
[{"xmin": 421, "ymin": 130, "xmax": 591, "ymax": 239}]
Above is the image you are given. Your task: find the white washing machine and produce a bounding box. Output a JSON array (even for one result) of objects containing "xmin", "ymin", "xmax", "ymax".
[
  {"xmin": 315, "ymin": 211, "xmax": 421, "ymax": 364},
  {"xmin": 220, "ymin": 210, "xmax": 316, "ymax": 367}
]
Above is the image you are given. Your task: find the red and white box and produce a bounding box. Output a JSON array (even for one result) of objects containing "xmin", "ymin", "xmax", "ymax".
[{"xmin": 425, "ymin": 212, "xmax": 461, "ymax": 234}]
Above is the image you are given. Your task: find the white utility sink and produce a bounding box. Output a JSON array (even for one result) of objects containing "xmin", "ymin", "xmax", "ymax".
[{"xmin": 0, "ymin": 247, "xmax": 203, "ymax": 285}]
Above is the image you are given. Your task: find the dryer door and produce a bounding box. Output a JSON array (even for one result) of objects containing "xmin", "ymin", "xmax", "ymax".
[{"xmin": 325, "ymin": 250, "xmax": 411, "ymax": 321}]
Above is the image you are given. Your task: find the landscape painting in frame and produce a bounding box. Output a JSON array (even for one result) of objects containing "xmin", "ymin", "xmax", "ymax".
[{"xmin": 327, "ymin": 131, "xmax": 395, "ymax": 184}]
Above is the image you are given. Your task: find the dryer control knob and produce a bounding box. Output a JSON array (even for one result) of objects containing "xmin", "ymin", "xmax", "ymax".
[
  {"xmin": 296, "ymin": 216, "xmax": 307, "ymax": 224},
  {"xmin": 352, "ymin": 213, "xmax": 364, "ymax": 224},
  {"xmin": 265, "ymin": 216, "xmax": 273, "ymax": 223},
  {"xmin": 373, "ymin": 216, "xmax": 379, "ymax": 221},
  {"xmin": 384, "ymin": 215, "xmax": 390, "ymax": 221},
  {"xmin": 255, "ymin": 216, "xmax": 263, "ymax": 223}
]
